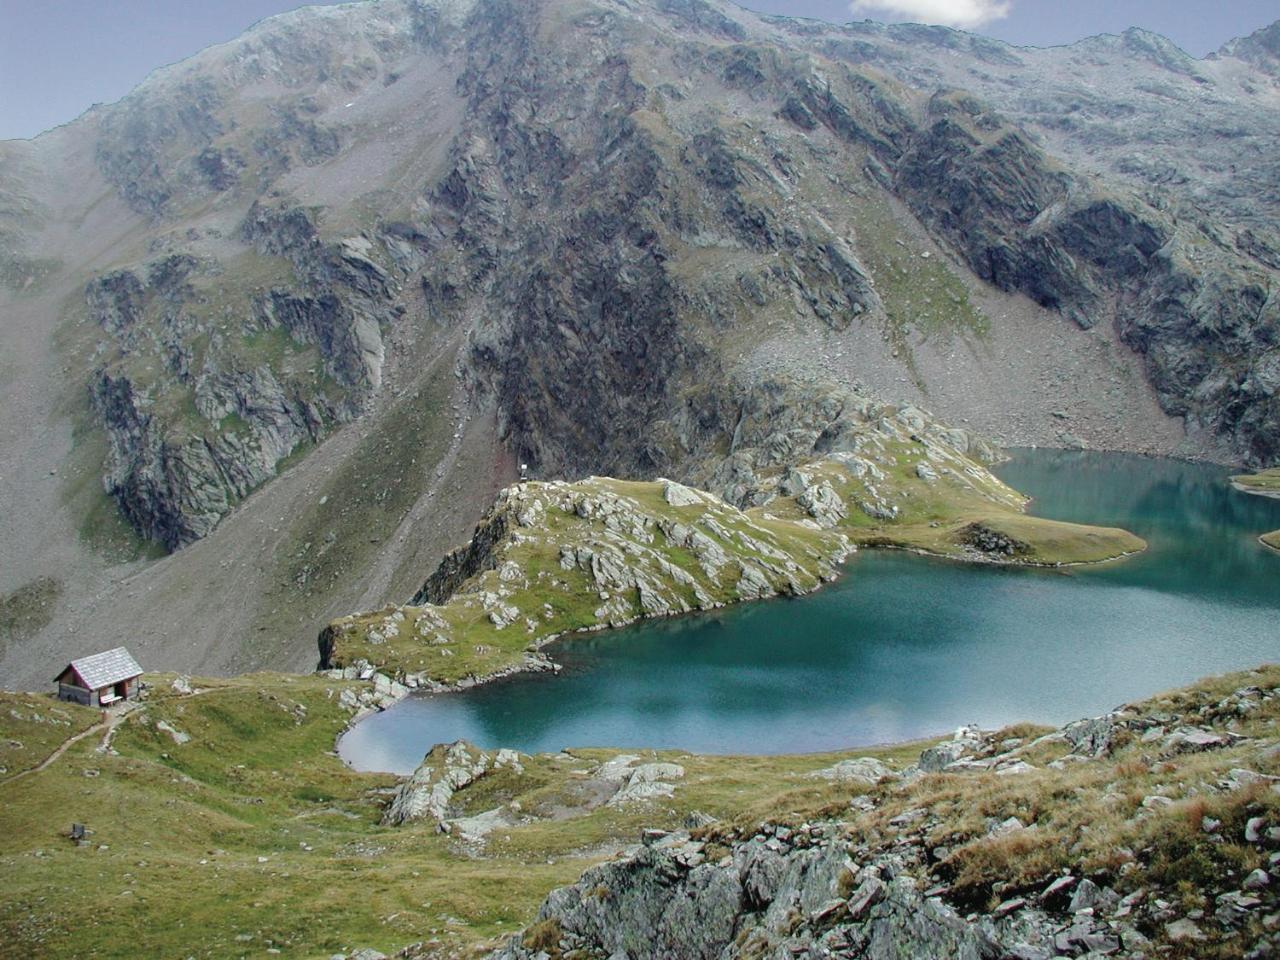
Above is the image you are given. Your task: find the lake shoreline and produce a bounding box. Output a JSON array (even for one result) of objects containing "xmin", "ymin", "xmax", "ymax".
[
  {"xmin": 334, "ymin": 531, "xmax": 1147, "ymax": 767},
  {"xmin": 336, "ymin": 450, "xmax": 1280, "ymax": 771},
  {"xmin": 1232, "ymin": 480, "xmax": 1280, "ymax": 500}
]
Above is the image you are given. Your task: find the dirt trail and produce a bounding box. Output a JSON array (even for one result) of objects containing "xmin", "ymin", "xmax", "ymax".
[{"xmin": 0, "ymin": 705, "xmax": 133, "ymax": 786}]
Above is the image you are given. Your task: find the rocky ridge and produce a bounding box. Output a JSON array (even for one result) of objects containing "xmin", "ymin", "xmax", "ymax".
[
  {"xmin": 483, "ymin": 673, "xmax": 1280, "ymax": 960},
  {"xmin": 777, "ymin": 14, "xmax": 1280, "ymax": 463},
  {"xmin": 318, "ymin": 471, "xmax": 850, "ymax": 688}
]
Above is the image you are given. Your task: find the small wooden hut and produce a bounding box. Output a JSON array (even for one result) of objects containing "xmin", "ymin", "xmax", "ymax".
[{"xmin": 54, "ymin": 648, "xmax": 143, "ymax": 706}]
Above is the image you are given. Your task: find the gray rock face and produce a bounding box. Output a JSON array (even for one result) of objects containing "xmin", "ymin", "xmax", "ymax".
[
  {"xmin": 489, "ymin": 827, "xmax": 1045, "ymax": 960},
  {"xmin": 890, "ymin": 90, "xmax": 1280, "ymax": 465},
  {"xmin": 382, "ymin": 740, "xmax": 523, "ymax": 827},
  {"xmin": 85, "ymin": 203, "xmax": 396, "ymax": 550},
  {"xmin": 411, "ymin": 508, "xmax": 512, "ymax": 607},
  {"xmin": 811, "ymin": 757, "xmax": 896, "ymax": 784},
  {"xmin": 8, "ymin": 0, "xmax": 1280, "ymax": 562},
  {"xmin": 607, "ymin": 761, "xmax": 687, "ymax": 806},
  {"xmin": 919, "ymin": 738, "xmax": 984, "ymax": 773},
  {"xmin": 1063, "ymin": 716, "xmax": 1119, "ymax": 757}
]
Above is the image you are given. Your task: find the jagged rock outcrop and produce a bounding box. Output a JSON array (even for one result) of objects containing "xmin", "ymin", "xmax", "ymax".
[
  {"xmin": 492, "ymin": 832, "xmax": 1044, "ymax": 960},
  {"xmin": 489, "ymin": 677, "xmax": 1280, "ymax": 960},
  {"xmin": 664, "ymin": 377, "xmax": 1002, "ymax": 509},
  {"xmin": 443, "ymin": 0, "xmax": 1280, "ymax": 474},
  {"xmin": 382, "ymin": 740, "xmax": 525, "ymax": 827},
  {"xmin": 1218, "ymin": 21, "xmax": 1280, "ymax": 79},
  {"xmin": 84, "ymin": 202, "xmax": 398, "ymax": 549},
  {"xmin": 381, "ymin": 745, "xmax": 687, "ymax": 842},
  {"xmin": 411, "ymin": 508, "xmax": 511, "ymax": 607}
]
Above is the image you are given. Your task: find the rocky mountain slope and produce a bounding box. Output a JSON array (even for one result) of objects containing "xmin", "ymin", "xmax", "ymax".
[{"xmin": 0, "ymin": 0, "xmax": 1276, "ymax": 686}]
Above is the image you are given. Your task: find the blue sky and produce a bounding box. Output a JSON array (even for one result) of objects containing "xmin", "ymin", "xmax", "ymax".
[{"xmin": 0, "ymin": 0, "xmax": 1275, "ymax": 140}]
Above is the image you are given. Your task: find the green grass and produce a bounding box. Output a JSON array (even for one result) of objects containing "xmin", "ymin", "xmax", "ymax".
[
  {"xmin": 0, "ymin": 672, "xmax": 945, "ymax": 959},
  {"xmin": 0, "ymin": 675, "xmax": 570, "ymax": 958},
  {"xmin": 878, "ymin": 512, "xmax": 1146, "ymax": 566},
  {"xmin": 235, "ymin": 325, "xmax": 314, "ymax": 378},
  {"xmin": 4, "ymin": 665, "xmax": 1278, "ymax": 958},
  {"xmin": 1232, "ymin": 468, "xmax": 1280, "ymax": 495},
  {"xmin": 0, "ymin": 693, "xmax": 100, "ymax": 778},
  {"xmin": 765, "ymin": 441, "xmax": 1145, "ymax": 567}
]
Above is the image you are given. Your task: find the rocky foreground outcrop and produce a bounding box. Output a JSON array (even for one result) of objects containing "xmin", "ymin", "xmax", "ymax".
[
  {"xmin": 483, "ymin": 677, "xmax": 1280, "ymax": 960},
  {"xmin": 381, "ymin": 741, "xmax": 689, "ymax": 841}
]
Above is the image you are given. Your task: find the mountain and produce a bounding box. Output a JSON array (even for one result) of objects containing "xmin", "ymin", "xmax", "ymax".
[{"xmin": 1, "ymin": 0, "xmax": 1277, "ymax": 687}]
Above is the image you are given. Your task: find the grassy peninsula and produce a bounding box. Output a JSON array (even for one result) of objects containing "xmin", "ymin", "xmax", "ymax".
[
  {"xmin": 323, "ymin": 442, "xmax": 1144, "ymax": 684},
  {"xmin": 1232, "ymin": 468, "xmax": 1280, "ymax": 550}
]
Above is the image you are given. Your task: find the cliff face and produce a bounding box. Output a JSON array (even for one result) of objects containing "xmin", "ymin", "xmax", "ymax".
[
  {"xmin": 83, "ymin": 207, "xmax": 397, "ymax": 548},
  {"xmin": 889, "ymin": 90, "xmax": 1280, "ymax": 463}
]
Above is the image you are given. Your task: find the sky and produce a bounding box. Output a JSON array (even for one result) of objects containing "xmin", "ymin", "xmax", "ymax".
[{"xmin": 0, "ymin": 0, "xmax": 1275, "ymax": 141}]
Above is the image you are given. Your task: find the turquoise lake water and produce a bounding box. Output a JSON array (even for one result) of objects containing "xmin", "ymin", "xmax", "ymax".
[{"xmin": 340, "ymin": 450, "xmax": 1280, "ymax": 773}]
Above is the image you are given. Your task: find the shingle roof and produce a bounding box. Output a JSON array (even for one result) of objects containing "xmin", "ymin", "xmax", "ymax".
[{"xmin": 62, "ymin": 647, "xmax": 143, "ymax": 689}]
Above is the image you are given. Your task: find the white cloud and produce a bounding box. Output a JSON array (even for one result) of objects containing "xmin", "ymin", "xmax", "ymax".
[{"xmin": 848, "ymin": 0, "xmax": 1014, "ymax": 29}]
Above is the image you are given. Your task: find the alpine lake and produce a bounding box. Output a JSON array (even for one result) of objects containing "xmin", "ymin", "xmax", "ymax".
[{"xmin": 341, "ymin": 450, "xmax": 1280, "ymax": 774}]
